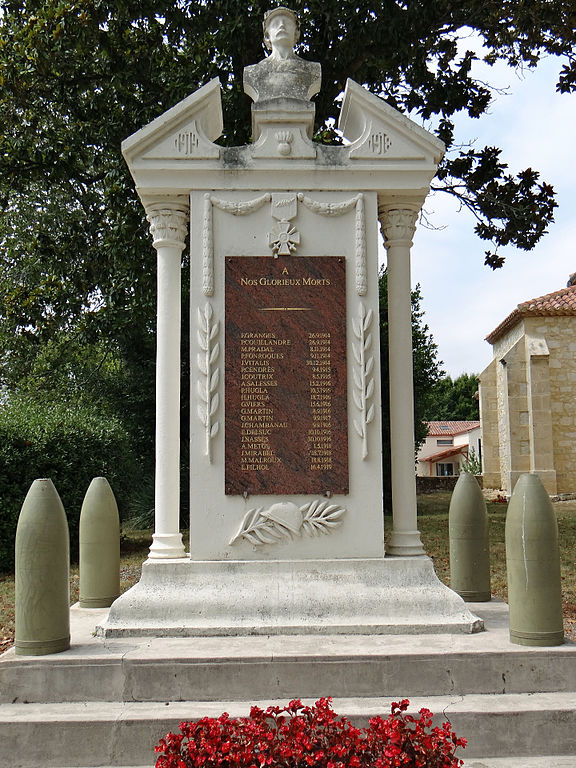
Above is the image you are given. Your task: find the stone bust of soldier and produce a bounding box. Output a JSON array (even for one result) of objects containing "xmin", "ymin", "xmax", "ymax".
[{"xmin": 243, "ymin": 7, "xmax": 321, "ymax": 103}]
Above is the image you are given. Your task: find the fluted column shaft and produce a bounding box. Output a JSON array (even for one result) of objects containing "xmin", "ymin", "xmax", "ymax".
[
  {"xmin": 380, "ymin": 207, "xmax": 425, "ymax": 556},
  {"xmin": 146, "ymin": 202, "xmax": 189, "ymax": 559}
]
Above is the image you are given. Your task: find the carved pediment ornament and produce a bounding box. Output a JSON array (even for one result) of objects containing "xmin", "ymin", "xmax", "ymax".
[
  {"xmin": 275, "ymin": 131, "xmax": 294, "ymax": 156},
  {"xmin": 368, "ymin": 130, "xmax": 392, "ymax": 155}
]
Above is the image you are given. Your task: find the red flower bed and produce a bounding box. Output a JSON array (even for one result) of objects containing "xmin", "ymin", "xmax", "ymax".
[{"xmin": 155, "ymin": 698, "xmax": 466, "ymax": 768}]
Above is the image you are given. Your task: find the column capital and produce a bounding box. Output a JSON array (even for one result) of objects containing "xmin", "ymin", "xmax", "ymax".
[
  {"xmin": 379, "ymin": 207, "xmax": 420, "ymax": 250},
  {"xmin": 145, "ymin": 200, "xmax": 189, "ymax": 251}
]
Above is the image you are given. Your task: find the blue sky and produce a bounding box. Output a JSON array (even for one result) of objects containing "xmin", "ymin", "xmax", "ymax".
[{"xmin": 402, "ymin": 55, "xmax": 576, "ymax": 379}]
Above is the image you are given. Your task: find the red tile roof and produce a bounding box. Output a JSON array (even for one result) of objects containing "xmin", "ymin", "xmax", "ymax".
[
  {"xmin": 423, "ymin": 445, "xmax": 469, "ymax": 463},
  {"xmin": 426, "ymin": 421, "xmax": 480, "ymax": 436},
  {"xmin": 486, "ymin": 284, "xmax": 576, "ymax": 344}
]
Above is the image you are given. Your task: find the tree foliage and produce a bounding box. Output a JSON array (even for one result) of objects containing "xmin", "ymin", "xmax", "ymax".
[
  {"xmin": 0, "ymin": 394, "xmax": 138, "ymax": 571},
  {"xmin": 379, "ymin": 271, "xmax": 444, "ymax": 511},
  {"xmin": 1, "ymin": 0, "xmax": 574, "ymax": 339},
  {"xmin": 424, "ymin": 373, "xmax": 480, "ymax": 421},
  {"xmin": 461, "ymin": 447, "xmax": 482, "ymax": 475},
  {"xmin": 0, "ymin": 0, "xmax": 573, "ymax": 493}
]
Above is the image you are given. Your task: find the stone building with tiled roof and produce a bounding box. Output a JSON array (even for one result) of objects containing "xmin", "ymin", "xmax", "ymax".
[
  {"xmin": 416, "ymin": 421, "xmax": 481, "ymax": 478},
  {"xmin": 479, "ymin": 277, "xmax": 576, "ymax": 495}
]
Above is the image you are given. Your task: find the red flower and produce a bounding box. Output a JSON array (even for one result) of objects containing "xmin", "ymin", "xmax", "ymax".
[{"xmin": 154, "ymin": 698, "xmax": 466, "ymax": 768}]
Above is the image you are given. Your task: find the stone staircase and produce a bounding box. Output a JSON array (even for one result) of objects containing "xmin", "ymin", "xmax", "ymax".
[{"xmin": 1, "ymin": 601, "xmax": 575, "ymax": 768}]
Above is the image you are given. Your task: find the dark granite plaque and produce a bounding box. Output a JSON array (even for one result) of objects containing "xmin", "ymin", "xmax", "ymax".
[{"xmin": 225, "ymin": 256, "xmax": 348, "ymax": 495}]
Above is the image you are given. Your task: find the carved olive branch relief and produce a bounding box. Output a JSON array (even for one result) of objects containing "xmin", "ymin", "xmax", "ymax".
[
  {"xmin": 197, "ymin": 302, "xmax": 220, "ymax": 463},
  {"xmin": 229, "ymin": 500, "xmax": 346, "ymax": 547},
  {"xmin": 297, "ymin": 193, "xmax": 367, "ymax": 295},
  {"xmin": 352, "ymin": 303, "xmax": 375, "ymax": 459},
  {"xmin": 202, "ymin": 193, "xmax": 272, "ymax": 296}
]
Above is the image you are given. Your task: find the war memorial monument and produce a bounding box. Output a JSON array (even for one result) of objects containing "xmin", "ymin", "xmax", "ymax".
[
  {"xmin": 5, "ymin": 12, "xmax": 576, "ymax": 768},
  {"xmin": 99, "ymin": 6, "xmax": 480, "ymax": 636}
]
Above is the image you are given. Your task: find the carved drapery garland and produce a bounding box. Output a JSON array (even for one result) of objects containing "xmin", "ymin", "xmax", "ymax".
[
  {"xmin": 202, "ymin": 193, "xmax": 272, "ymax": 296},
  {"xmin": 379, "ymin": 208, "xmax": 418, "ymax": 249},
  {"xmin": 197, "ymin": 302, "xmax": 220, "ymax": 463},
  {"xmin": 146, "ymin": 207, "xmax": 188, "ymax": 250},
  {"xmin": 229, "ymin": 499, "xmax": 346, "ymax": 546},
  {"xmin": 352, "ymin": 303, "xmax": 375, "ymax": 460},
  {"xmin": 202, "ymin": 193, "xmax": 367, "ymax": 294},
  {"xmin": 297, "ymin": 193, "xmax": 366, "ymax": 296}
]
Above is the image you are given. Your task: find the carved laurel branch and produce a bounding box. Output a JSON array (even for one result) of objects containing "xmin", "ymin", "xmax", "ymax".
[
  {"xmin": 197, "ymin": 302, "xmax": 220, "ymax": 463},
  {"xmin": 202, "ymin": 193, "xmax": 272, "ymax": 296},
  {"xmin": 352, "ymin": 303, "xmax": 375, "ymax": 460},
  {"xmin": 297, "ymin": 193, "xmax": 367, "ymax": 296},
  {"xmin": 229, "ymin": 500, "xmax": 346, "ymax": 547}
]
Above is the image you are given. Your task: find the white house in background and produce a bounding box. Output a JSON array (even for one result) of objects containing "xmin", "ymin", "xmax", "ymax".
[{"xmin": 416, "ymin": 421, "xmax": 481, "ymax": 477}]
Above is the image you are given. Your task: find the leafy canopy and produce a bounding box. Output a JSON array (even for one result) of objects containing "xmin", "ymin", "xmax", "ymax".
[
  {"xmin": 424, "ymin": 373, "xmax": 480, "ymax": 422},
  {"xmin": 1, "ymin": 1, "xmax": 573, "ymax": 351},
  {"xmin": 0, "ymin": 0, "xmax": 573, "ymax": 428}
]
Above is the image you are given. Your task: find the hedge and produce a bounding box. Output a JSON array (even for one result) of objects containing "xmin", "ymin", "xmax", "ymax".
[{"xmin": 0, "ymin": 395, "xmax": 140, "ymax": 572}]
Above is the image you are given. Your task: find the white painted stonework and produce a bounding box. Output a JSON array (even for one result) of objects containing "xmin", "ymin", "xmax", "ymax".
[
  {"xmin": 100, "ymin": 12, "xmax": 480, "ymax": 636},
  {"xmin": 188, "ymin": 186, "xmax": 383, "ymax": 562}
]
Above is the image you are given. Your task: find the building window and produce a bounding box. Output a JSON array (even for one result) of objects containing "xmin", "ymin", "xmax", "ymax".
[
  {"xmin": 436, "ymin": 463, "xmax": 454, "ymax": 476},
  {"xmin": 436, "ymin": 438, "xmax": 453, "ymax": 446}
]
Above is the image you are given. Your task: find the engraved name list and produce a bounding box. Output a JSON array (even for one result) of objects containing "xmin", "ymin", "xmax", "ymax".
[{"xmin": 225, "ymin": 257, "xmax": 348, "ymax": 495}]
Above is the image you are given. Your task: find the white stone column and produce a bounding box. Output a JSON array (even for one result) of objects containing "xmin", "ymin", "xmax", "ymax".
[
  {"xmin": 380, "ymin": 207, "xmax": 425, "ymax": 556},
  {"xmin": 145, "ymin": 201, "xmax": 189, "ymax": 559}
]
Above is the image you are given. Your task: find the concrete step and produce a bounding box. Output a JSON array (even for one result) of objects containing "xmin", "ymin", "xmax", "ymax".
[
  {"xmin": 3, "ymin": 636, "xmax": 575, "ymax": 703},
  {"xmin": 2, "ymin": 601, "xmax": 576, "ymax": 704},
  {"xmin": 2, "ymin": 601, "xmax": 575, "ymax": 766},
  {"xmin": 1, "ymin": 693, "xmax": 575, "ymax": 767}
]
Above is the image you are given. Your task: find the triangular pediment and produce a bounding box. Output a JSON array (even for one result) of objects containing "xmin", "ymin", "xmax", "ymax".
[
  {"xmin": 338, "ymin": 79, "xmax": 445, "ymax": 164},
  {"xmin": 122, "ymin": 78, "xmax": 223, "ymax": 164}
]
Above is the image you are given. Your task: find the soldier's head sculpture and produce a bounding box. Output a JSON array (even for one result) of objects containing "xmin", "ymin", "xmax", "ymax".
[{"xmin": 262, "ymin": 7, "xmax": 300, "ymax": 55}]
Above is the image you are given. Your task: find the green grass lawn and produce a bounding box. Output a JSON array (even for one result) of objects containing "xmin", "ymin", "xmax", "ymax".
[
  {"xmin": 413, "ymin": 492, "xmax": 509, "ymax": 601},
  {"xmin": 1, "ymin": 494, "xmax": 576, "ymax": 652}
]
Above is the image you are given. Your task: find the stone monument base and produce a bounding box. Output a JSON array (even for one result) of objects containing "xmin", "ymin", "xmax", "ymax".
[{"xmin": 97, "ymin": 557, "xmax": 483, "ymax": 637}]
